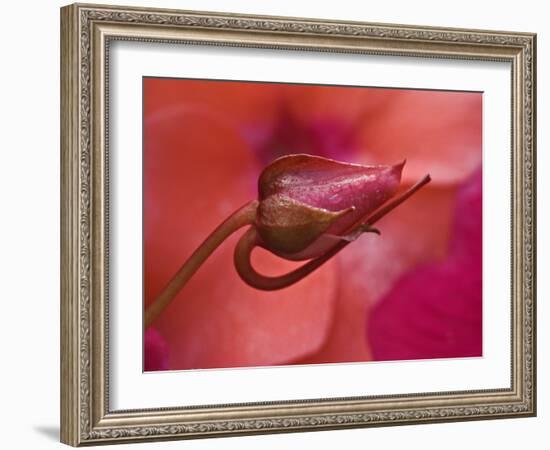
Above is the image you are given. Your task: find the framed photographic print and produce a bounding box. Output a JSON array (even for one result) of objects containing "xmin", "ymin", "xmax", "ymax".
[{"xmin": 60, "ymin": 2, "xmax": 536, "ymax": 446}]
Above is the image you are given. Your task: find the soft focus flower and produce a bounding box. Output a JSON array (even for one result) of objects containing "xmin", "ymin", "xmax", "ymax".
[{"xmin": 143, "ymin": 78, "xmax": 482, "ymax": 370}]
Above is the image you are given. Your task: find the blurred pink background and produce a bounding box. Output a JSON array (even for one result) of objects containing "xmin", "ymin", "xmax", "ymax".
[{"xmin": 143, "ymin": 78, "xmax": 482, "ymax": 371}]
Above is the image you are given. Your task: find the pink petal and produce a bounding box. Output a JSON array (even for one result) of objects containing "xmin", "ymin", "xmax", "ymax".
[
  {"xmin": 298, "ymin": 184, "xmax": 456, "ymax": 364},
  {"xmin": 450, "ymin": 166, "xmax": 482, "ymax": 263},
  {"xmin": 367, "ymin": 168, "xmax": 482, "ymax": 361},
  {"xmin": 367, "ymin": 260, "xmax": 482, "ymax": 360},
  {"xmin": 144, "ymin": 327, "xmax": 169, "ymax": 371}
]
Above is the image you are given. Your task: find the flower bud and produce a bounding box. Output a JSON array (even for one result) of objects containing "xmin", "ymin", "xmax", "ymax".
[{"xmin": 256, "ymin": 154, "xmax": 404, "ymax": 260}]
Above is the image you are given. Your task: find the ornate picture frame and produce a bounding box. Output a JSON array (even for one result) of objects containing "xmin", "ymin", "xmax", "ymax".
[{"xmin": 60, "ymin": 2, "xmax": 536, "ymax": 446}]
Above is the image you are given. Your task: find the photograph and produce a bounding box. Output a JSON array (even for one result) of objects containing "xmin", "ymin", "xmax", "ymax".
[{"xmin": 143, "ymin": 78, "xmax": 483, "ymax": 372}]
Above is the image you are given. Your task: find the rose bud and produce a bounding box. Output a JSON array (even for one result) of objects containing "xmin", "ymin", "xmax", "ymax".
[
  {"xmin": 255, "ymin": 154, "xmax": 405, "ymax": 260},
  {"xmin": 144, "ymin": 153, "xmax": 430, "ymax": 328}
]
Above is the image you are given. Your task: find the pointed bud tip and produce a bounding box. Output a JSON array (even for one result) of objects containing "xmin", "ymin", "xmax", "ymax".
[
  {"xmin": 392, "ymin": 159, "xmax": 406, "ymax": 175},
  {"xmin": 383, "ymin": 160, "xmax": 405, "ymax": 186}
]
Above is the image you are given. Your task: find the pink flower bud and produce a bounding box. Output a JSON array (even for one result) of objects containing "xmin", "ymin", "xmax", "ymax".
[{"xmin": 256, "ymin": 154, "xmax": 404, "ymax": 260}]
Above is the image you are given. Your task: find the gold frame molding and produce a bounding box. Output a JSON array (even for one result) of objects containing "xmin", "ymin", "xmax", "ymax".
[{"xmin": 60, "ymin": 2, "xmax": 536, "ymax": 446}]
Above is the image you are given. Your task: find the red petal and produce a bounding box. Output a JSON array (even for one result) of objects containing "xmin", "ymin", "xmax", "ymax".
[
  {"xmin": 144, "ymin": 77, "xmax": 281, "ymax": 129},
  {"xmin": 355, "ymin": 89, "xmax": 482, "ymax": 185},
  {"xmin": 284, "ymin": 84, "xmax": 393, "ymax": 135}
]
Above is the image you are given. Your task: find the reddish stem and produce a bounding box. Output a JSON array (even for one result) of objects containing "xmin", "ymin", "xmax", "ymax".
[{"xmin": 144, "ymin": 200, "xmax": 259, "ymax": 329}]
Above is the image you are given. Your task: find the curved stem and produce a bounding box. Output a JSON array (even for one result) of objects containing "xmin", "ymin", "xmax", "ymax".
[
  {"xmin": 234, "ymin": 174, "xmax": 431, "ymax": 291},
  {"xmin": 144, "ymin": 200, "xmax": 259, "ymax": 329},
  {"xmin": 234, "ymin": 227, "xmax": 349, "ymax": 290}
]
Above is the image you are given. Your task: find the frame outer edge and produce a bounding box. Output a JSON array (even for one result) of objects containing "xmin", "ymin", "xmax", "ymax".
[
  {"xmin": 61, "ymin": 3, "xmax": 81, "ymax": 447},
  {"xmin": 60, "ymin": 2, "xmax": 537, "ymax": 445},
  {"xmin": 528, "ymin": 33, "xmax": 536, "ymax": 416}
]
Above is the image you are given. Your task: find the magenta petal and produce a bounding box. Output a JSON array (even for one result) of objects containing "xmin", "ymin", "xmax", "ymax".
[
  {"xmin": 368, "ymin": 166, "xmax": 482, "ymax": 361},
  {"xmin": 368, "ymin": 260, "xmax": 482, "ymax": 360},
  {"xmin": 450, "ymin": 166, "xmax": 482, "ymax": 263},
  {"xmin": 144, "ymin": 327, "xmax": 169, "ymax": 371}
]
